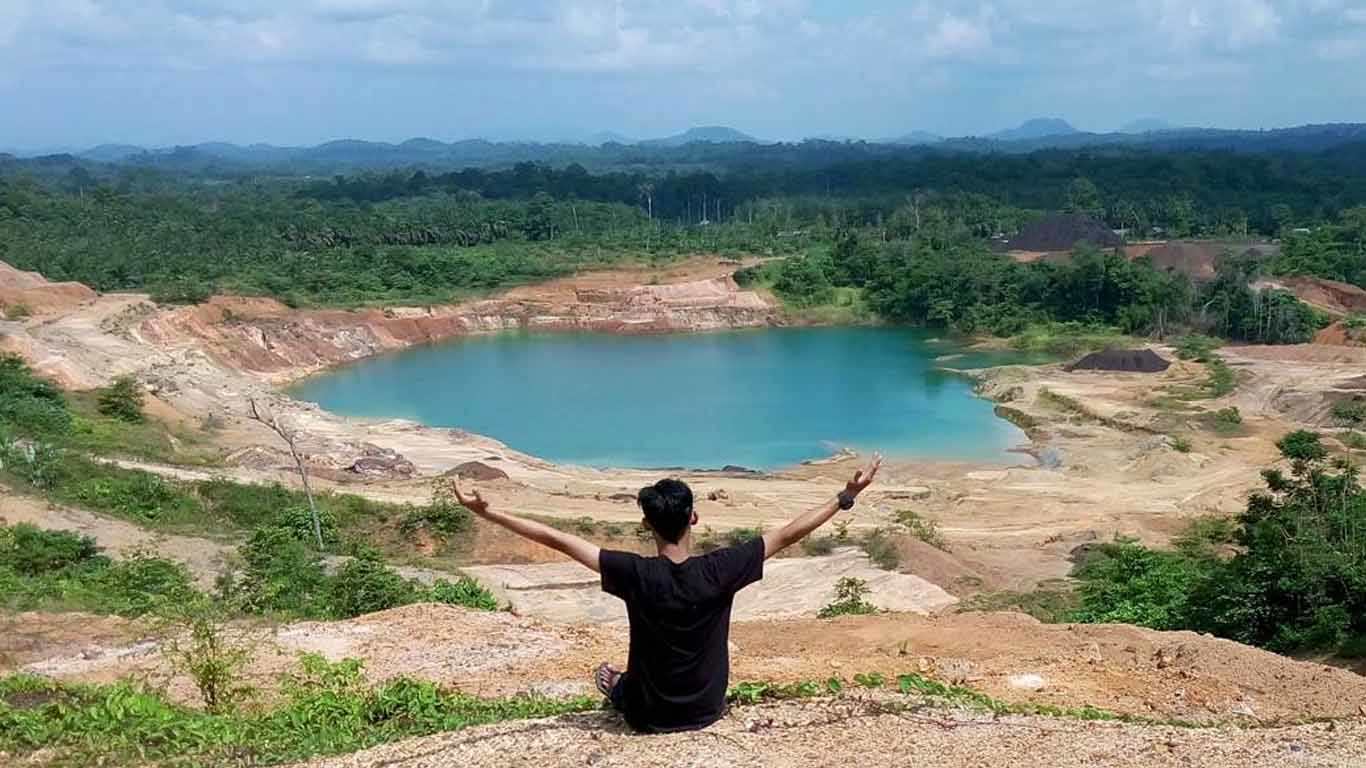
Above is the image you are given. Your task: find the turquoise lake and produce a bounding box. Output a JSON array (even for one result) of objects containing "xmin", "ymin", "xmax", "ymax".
[{"xmin": 289, "ymin": 327, "xmax": 1034, "ymax": 470}]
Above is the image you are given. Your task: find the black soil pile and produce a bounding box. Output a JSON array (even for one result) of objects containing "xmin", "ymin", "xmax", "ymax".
[
  {"xmin": 1066, "ymin": 348, "xmax": 1171, "ymax": 373},
  {"xmin": 1010, "ymin": 214, "xmax": 1121, "ymax": 252}
]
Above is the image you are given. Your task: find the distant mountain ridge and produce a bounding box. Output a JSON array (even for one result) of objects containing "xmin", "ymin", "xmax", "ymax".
[{"xmin": 19, "ymin": 120, "xmax": 1366, "ymax": 173}]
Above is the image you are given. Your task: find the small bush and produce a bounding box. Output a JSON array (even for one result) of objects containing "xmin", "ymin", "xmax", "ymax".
[
  {"xmin": 1170, "ymin": 435, "xmax": 1193, "ymax": 453},
  {"xmin": 400, "ymin": 480, "xmax": 473, "ymax": 541},
  {"xmin": 232, "ymin": 527, "xmax": 330, "ymax": 616},
  {"xmin": 894, "ymin": 510, "xmax": 949, "ymax": 551},
  {"xmin": 800, "ymin": 535, "xmax": 836, "ymax": 556},
  {"xmin": 1175, "ymin": 335, "xmax": 1222, "ymax": 362},
  {"xmin": 96, "ymin": 375, "xmax": 145, "ymax": 423},
  {"xmin": 818, "ymin": 577, "xmax": 878, "ymax": 618},
  {"xmin": 1203, "ymin": 357, "xmax": 1236, "ymax": 398},
  {"xmin": 0, "ymin": 524, "xmax": 101, "ymax": 576},
  {"xmin": 1332, "ymin": 399, "xmax": 1366, "ymax": 426},
  {"xmin": 93, "ymin": 551, "xmax": 200, "ymax": 617},
  {"xmin": 65, "ymin": 466, "xmax": 198, "ymax": 523},
  {"xmin": 957, "ymin": 589, "xmax": 1077, "ymax": 623},
  {"xmin": 1344, "ymin": 431, "xmax": 1366, "ymax": 451},
  {"xmin": 326, "ymin": 548, "xmax": 419, "ymax": 619},
  {"xmin": 276, "ymin": 504, "xmax": 338, "ymax": 548},
  {"xmin": 0, "ymin": 354, "xmax": 72, "ymax": 436},
  {"xmin": 860, "ymin": 527, "xmax": 901, "ymax": 570},
  {"xmin": 158, "ymin": 600, "xmax": 256, "ymax": 713},
  {"xmin": 429, "ymin": 576, "xmax": 498, "ymax": 611},
  {"xmin": 1, "ymin": 302, "xmax": 32, "ymax": 320},
  {"xmin": 723, "ymin": 527, "xmax": 763, "ymax": 547}
]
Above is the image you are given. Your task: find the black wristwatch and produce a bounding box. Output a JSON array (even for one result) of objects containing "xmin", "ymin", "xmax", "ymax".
[{"xmin": 837, "ymin": 490, "xmax": 856, "ymax": 510}]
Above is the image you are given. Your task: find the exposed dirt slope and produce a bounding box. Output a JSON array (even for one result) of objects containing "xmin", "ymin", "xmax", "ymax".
[
  {"xmin": 0, "ymin": 262, "xmax": 97, "ymax": 317},
  {"xmin": 136, "ymin": 269, "xmax": 775, "ymax": 382},
  {"xmin": 19, "ymin": 604, "xmax": 1366, "ymax": 724}
]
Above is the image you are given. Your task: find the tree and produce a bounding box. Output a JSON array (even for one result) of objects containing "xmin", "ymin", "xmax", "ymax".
[
  {"xmin": 1065, "ymin": 177, "xmax": 1104, "ymax": 219},
  {"xmin": 247, "ymin": 398, "xmax": 324, "ymax": 549},
  {"xmin": 97, "ymin": 375, "xmax": 145, "ymax": 423}
]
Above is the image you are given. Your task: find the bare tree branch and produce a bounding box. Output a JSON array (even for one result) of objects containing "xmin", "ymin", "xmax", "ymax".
[{"xmin": 247, "ymin": 397, "xmax": 323, "ymax": 548}]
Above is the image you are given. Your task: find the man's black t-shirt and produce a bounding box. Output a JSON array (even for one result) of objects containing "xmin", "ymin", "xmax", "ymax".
[{"xmin": 599, "ymin": 538, "xmax": 765, "ymax": 733}]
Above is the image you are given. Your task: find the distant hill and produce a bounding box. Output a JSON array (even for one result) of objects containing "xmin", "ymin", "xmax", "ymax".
[
  {"xmin": 1118, "ymin": 118, "xmax": 1177, "ymax": 134},
  {"xmin": 988, "ymin": 118, "xmax": 1079, "ymax": 142},
  {"xmin": 584, "ymin": 131, "xmax": 636, "ymax": 146},
  {"xmin": 886, "ymin": 131, "xmax": 942, "ymax": 146},
  {"xmin": 640, "ymin": 126, "xmax": 759, "ymax": 147},
  {"xmin": 80, "ymin": 144, "xmax": 147, "ymax": 163}
]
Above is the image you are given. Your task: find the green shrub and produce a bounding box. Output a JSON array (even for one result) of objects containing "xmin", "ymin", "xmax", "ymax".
[
  {"xmin": 0, "ymin": 354, "xmax": 72, "ymax": 436},
  {"xmin": 818, "ymin": 577, "xmax": 878, "ymax": 618},
  {"xmin": 1170, "ymin": 435, "xmax": 1192, "ymax": 453},
  {"xmin": 894, "ymin": 510, "xmax": 949, "ymax": 551},
  {"xmin": 277, "ymin": 505, "xmax": 338, "ymax": 548},
  {"xmin": 231, "ymin": 527, "xmax": 330, "ymax": 617},
  {"xmin": 429, "ymin": 577, "xmax": 498, "ymax": 611},
  {"xmin": 1202, "ymin": 357, "xmax": 1236, "ymax": 397},
  {"xmin": 956, "ymin": 589, "xmax": 1078, "ymax": 623},
  {"xmin": 1175, "ymin": 335, "xmax": 1222, "ymax": 362},
  {"xmin": 1, "ymin": 302, "xmax": 32, "ymax": 320},
  {"xmin": 64, "ymin": 465, "xmax": 198, "ymax": 523},
  {"xmin": 1332, "ymin": 399, "xmax": 1366, "ymax": 426},
  {"xmin": 96, "ymin": 375, "xmax": 145, "ymax": 423},
  {"xmin": 0, "ymin": 524, "xmax": 101, "ymax": 576},
  {"xmin": 326, "ymin": 548, "xmax": 419, "ymax": 619},
  {"xmin": 1344, "ymin": 432, "xmax": 1366, "ymax": 451},
  {"xmin": 722, "ymin": 527, "xmax": 763, "ymax": 547},
  {"xmin": 158, "ymin": 600, "xmax": 256, "ymax": 713},
  {"xmin": 800, "ymin": 535, "xmax": 836, "ymax": 556},
  {"xmin": 1345, "ymin": 314, "xmax": 1366, "ymax": 330},
  {"xmin": 92, "ymin": 551, "xmax": 199, "ymax": 617},
  {"xmin": 1068, "ymin": 538, "xmax": 1209, "ymax": 630},
  {"xmin": 860, "ymin": 527, "xmax": 901, "ymax": 570}
]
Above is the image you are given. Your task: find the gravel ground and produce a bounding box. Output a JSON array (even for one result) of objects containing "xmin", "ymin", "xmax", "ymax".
[{"xmin": 304, "ymin": 696, "xmax": 1366, "ymax": 768}]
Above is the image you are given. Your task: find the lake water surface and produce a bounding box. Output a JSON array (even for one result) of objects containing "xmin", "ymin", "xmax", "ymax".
[{"xmin": 290, "ymin": 327, "xmax": 1033, "ymax": 470}]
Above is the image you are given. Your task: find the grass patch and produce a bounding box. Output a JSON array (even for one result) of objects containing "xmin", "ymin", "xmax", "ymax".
[
  {"xmin": 1038, "ymin": 388, "xmax": 1155, "ymax": 434},
  {"xmin": 1198, "ymin": 406, "xmax": 1245, "ymax": 436},
  {"xmin": 859, "ymin": 527, "xmax": 901, "ymax": 570},
  {"xmin": 894, "ymin": 510, "xmax": 949, "ymax": 551},
  {"xmin": 1174, "ymin": 335, "xmax": 1222, "ymax": 362},
  {"xmin": 800, "ymin": 534, "xmax": 837, "ymax": 556},
  {"xmin": 1008, "ymin": 322, "xmax": 1132, "ymax": 357},
  {"xmin": 956, "ymin": 589, "xmax": 1079, "ymax": 624},
  {"xmin": 0, "ymin": 524, "xmax": 199, "ymax": 617},
  {"xmin": 1169, "ymin": 435, "xmax": 1193, "ymax": 453},
  {"xmin": 0, "ymin": 656, "xmax": 597, "ymax": 767}
]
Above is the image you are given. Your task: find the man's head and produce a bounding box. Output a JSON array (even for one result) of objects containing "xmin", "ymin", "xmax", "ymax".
[{"xmin": 637, "ymin": 478, "xmax": 697, "ymax": 544}]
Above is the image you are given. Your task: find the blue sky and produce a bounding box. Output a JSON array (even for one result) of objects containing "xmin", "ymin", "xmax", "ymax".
[{"xmin": 2, "ymin": 0, "xmax": 1365, "ymax": 148}]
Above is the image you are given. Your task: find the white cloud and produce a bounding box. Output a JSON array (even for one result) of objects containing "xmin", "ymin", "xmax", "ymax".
[{"xmin": 925, "ymin": 14, "xmax": 992, "ymax": 59}]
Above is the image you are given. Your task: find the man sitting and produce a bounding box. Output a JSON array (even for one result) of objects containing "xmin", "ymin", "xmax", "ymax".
[{"xmin": 454, "ymin": 453, "xmax": 880, "ymax": 733}]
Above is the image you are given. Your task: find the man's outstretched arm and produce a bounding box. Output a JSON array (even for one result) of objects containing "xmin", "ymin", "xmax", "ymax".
[
  {"xmin": 454, "ymin": 484, "xmax": 601, "ymax": 572},
  {"xmin": 761, "ymin": 453, "xmax": 881, "ymax": 560}
]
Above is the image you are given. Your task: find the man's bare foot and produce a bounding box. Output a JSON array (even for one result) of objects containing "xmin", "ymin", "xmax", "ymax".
[{"xmin": 594, "ymin": 662, "xmax": 622, "ymax": 697}]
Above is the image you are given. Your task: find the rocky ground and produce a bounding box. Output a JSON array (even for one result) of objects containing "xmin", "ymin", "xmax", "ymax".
[{"xmin": 302, "ymin": 702, "xmax": 1366, "ymax": 768}]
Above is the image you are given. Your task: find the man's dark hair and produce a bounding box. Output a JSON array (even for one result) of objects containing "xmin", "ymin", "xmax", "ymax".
[{"xmin": 638, "ymin": 479, "xmax": 694, "ymax": 544}]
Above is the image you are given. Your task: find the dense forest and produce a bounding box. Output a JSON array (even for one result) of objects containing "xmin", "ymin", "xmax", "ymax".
[{"xmin": 2, "ymin": 143, "xmax": 1365, "ymax": 341}]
